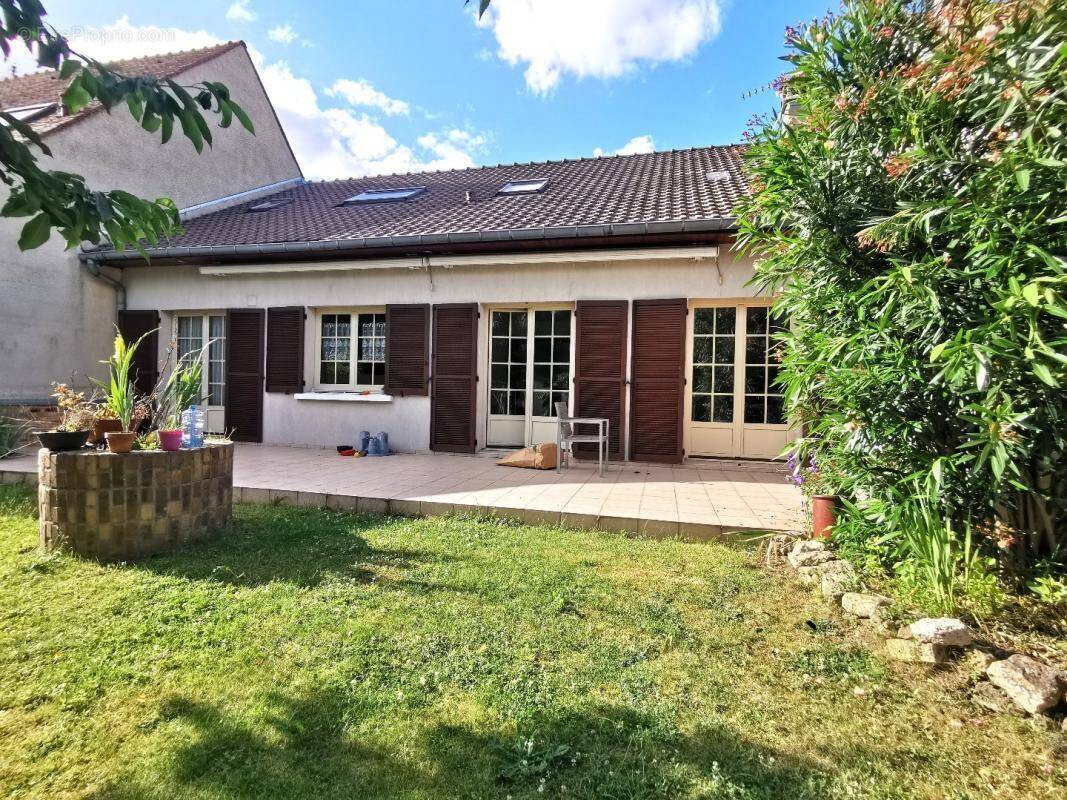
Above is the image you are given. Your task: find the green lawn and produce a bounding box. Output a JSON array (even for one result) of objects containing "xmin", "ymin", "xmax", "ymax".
[{"xmin": 0, "ymin": 485, "xmax": 1061, "ymax": 799}]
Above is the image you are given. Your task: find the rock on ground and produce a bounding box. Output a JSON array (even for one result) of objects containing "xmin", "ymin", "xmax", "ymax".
[
  {"xmin": 820, "ymin": 560, "xmax": 858, "ymax": 599},
  {"xmin": 841, "ymin": 592, "xmax": 891, "ymax": 619},
  {"xmin": 788, "ymin": 548, "xmax": 838, "ymax": 569},
  {"xmin": 971, "ymin": 681, "xmax": 1016, "ymax": 714},
  {"xmin": 902, "ymin": 617, "xmax": 972, "ymax": 647},
  {"xmin": 986, "ymin": 654, "xmax": 1066, "ymax": 715},
  {"xmin": 885, "ymin": 638, "xmax": 949, "ymax": 664}
]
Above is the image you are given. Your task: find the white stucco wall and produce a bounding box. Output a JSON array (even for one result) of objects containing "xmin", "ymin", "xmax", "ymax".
[
  {"xmin": 0, "ymin": 45, "xmax": 302, "ymax": 403},
  {"xmin": 124, "ymin": 247, "xmax": 765, "ymax": 453}
]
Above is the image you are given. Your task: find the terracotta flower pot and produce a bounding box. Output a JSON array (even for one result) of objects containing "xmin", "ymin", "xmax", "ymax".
[
  {"xmin": 105, "ymin": 431, "xmax": 137, "ymax": 454},
  {"xmin": 158, "ymin": 429, "xmax": 183, "ymax": 452},
  {"xmin": 812, "ymin": 494, "xmax": 839, "ymax": 540},
  {"xmin": 90, "ymin": 417, "xmax": 123, "ymax": 445}
]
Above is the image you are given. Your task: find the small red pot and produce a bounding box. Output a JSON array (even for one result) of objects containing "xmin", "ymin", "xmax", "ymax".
[
  {"xmin": 158, "ymin": 429, "xmax": 183, "ymax": 452},
  {"xmin": 811, "ymin": 494, "xmax": 839, "ymax": 540}
]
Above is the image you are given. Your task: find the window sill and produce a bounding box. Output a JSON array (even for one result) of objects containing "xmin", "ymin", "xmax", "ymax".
[{"xmin": 294, "ymin": 391, "xmax": 393, "ymax": 403}]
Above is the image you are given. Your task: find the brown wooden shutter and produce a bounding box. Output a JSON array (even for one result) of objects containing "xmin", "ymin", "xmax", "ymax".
[
  {"xmin": 117, "ymin": 309, "xmax": 159, "ymax": 396},
  {"xmin": 630, "ymin": 299, "xmax": 687, "ymax": 464},
  {"xmin": 225, "ymin": 308, "xmax": 265, "ymax": 443},
  {"xmin": 430, "ymin": 303, "xmax": 478, "ymax": 453},
  {"xmin": 384, "ymin": 304, "xmax": 430, "ymax": 396},
  {"xmin": 265, "ymin": 306, "xmax": 305, "ymax": 393},
  {"xmin": 573, "ymin": 300, "xmax": 628, "ymax": 459}
]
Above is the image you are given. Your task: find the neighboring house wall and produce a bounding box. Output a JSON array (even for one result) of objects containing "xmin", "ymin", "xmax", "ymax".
[
  {"xmin": 121, "ymin": 246, "xmax": 792, "ymax": 459},
  {"xmin": 0, "ymin": 45, "xmax": 302, "ymax": 403}
]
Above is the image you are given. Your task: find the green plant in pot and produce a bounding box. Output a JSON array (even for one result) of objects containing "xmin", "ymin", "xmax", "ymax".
[
  {"xmin": 91, "ymin": 330, "xmax": 153, "ymax": 454},
  {"xmin": 32, "ymin": 384, "xmax": 97, "ymax": 451},
  {"xmin": 154, "ymin": 353, "xmax": 205, "ymax": 452}
]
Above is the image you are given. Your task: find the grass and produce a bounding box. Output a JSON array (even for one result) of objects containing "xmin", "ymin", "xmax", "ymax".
[{"xmin": 0, "ymin": 485, "xmax": 1062, "ymax": 799}]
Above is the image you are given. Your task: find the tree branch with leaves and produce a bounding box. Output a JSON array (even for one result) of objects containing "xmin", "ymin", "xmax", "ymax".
[{"xmin": 0, "ymin": 0, "xmax": 255, "ymax": 254}]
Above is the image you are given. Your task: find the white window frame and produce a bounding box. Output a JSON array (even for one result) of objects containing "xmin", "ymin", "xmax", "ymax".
[
  {"xmin": 313, "ymin": 307, "xmax": 387, "ymax": 392},
  {"xmin": 172, "ymin": 312, "xmax": 226, "ymax": 409}
]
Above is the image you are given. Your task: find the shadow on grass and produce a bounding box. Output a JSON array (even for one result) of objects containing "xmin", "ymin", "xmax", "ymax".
[
  {"xmin": 134, "ymin": 502, "xmax": 466, "ymax": 592},
  {"xmin": 88, "ymin": 686, "xmax": 840, "ymax": 800}
]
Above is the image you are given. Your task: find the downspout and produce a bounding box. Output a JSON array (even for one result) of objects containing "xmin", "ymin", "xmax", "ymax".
[{"xmin": 83, "ymin": 257, "xmax": 126, "ymax": 311}]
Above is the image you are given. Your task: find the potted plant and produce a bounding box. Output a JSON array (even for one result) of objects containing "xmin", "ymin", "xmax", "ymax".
[
  {"xmin": 91, "ymin": 331, "xmax": 151, "ymax": 454},
  {"xmin": 32, "ymin": 384, "xmax": 96, "ymax": 451},
  {"xmin": 153, "ymin": 355, "xmax": 205, "ymax": 452},
  {"xmin": 89, "ymin": 404, "xmax": 123, "ymax": 445}
]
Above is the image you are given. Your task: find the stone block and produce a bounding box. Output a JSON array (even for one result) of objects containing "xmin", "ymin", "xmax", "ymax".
[
  {"xmin": 986, "ymin": 655, "xmax": 1066, "ymax": 715},
  {"xmin": 841, "ymin": 592, "xmax": 891, "ymax": 619},
  {"xmin": 903, "ymin": 617, "xmax": 972, "ymax": 647},
  {"xmin": 884, "ymin": 638, "xmax": 949, "ymax": 664}
]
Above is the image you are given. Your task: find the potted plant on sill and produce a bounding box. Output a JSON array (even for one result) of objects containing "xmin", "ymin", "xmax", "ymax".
[
  {"xmin": 154, "ymin": 354, "xmax": 205, "ymax": 452},
  {"xmin": 92, "ymin": 331, "xmax": 151, "ymax": 454},
  {"xmin": 32, "ymin": 384, "xmax": 96, "ymax": 451}
]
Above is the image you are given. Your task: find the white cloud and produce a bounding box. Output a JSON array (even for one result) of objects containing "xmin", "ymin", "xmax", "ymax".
[
  {"xmin": 476, "ymin": 0, "xmax": 722, "ymax": 94},
  {"xmin": 0, "ymin": 15, "xmax": 487, "ymax": 181},
  {"xmin": 326, "ymin": 79, "xmax": 410, "ymax": 116},
  {"xmin": 69, "ymin": 16, "xmax": 223, "ymax": 62},
  {"xmin": 226, "ymin": 1, "xmax": 257, "ymax": 23},
  {"xmin": 257, "ymin": 60, "xmax": 487, "ymax": 179},
  {"xmin": 2, "ymin": 16, "xmax": 224, "ymax": 76},
  {"xmin": 267, "ymin": 25, "xmax": 298, "ymax": 45},
  {"xmin": 593, "ymin": 134, "xmax": 655, "ymax": 158}
]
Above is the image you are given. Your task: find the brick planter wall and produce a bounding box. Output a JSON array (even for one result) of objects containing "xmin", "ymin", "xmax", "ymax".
[{"xmin": 38, "ymin": 442, "xmax": 233, "ymax": 560}]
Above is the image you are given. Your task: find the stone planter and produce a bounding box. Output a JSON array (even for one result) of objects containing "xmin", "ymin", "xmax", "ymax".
[{"xmin": 38, "ymin": 442, "xmax": 233, "ymax": 561}]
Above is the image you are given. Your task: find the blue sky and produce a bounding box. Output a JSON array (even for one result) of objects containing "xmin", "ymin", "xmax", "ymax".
[{"xmin": 36, "ymin": 0, "xmax": 829, "ymax": 180}]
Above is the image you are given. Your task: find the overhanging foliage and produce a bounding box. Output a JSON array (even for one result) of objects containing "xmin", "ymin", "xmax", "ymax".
[
  {"xmin": 0, "ymin": 0, "xmax": 254, "ymax": 254},
  {"xmin": 737, "ymin": 0, "xmax": 1066, "ymax": 575}
]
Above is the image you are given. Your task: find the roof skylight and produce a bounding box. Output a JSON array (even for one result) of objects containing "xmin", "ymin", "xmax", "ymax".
[
  {"xmin": 1, "ymin": 102, "xmax": 57, "ymax": 124},
  {"xmin": 343, "ymin": 187, "xmax": 426, "ymax": 205},
  {"xmin": 247, "ymin": 198, "xmax": 293, "ymax": 212},
  {"xmin": 498, "ymin": 178, "xmax": 548, "ymax": 195}
]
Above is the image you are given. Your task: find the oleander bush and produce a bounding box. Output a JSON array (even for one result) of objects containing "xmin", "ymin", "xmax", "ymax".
[{"xmin": 737, "ymin": 0, "xmax": 1066, "ymax": 607}]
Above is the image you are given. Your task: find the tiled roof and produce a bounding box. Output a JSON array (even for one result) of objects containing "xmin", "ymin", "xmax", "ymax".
[
  {"xmin": 163, "ymin": 145, "xmax": 747, "ymax": 251},
  {"xmin": 0, "ymin": 41, "xmax": 243, "ymax": 135}
]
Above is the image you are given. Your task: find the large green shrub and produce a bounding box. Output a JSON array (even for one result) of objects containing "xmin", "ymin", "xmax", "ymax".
[{"xmin": 737, "ymin": 0, "xmax": 1066, "ymax": 592}]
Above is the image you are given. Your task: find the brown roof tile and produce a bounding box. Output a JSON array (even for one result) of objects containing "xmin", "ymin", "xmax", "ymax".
[
  {"xmin": 165, "ymin": 145, "xmax": 747, "ymax": 251},
  {"xmin": 0, "ymin": 41, "xmax": 243, "ymax": 135}
]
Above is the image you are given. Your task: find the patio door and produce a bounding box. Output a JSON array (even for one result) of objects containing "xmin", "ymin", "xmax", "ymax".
[
  {"xmin": 486, "ymin": 307, "xmax": 573, "ymax": 447},
  {"xmin": 685, "ymin": 303, "xmax": 791, "ymax": 459}
]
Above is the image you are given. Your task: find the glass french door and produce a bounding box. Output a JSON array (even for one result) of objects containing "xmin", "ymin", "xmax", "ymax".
[
  {"xmin": 175, "ymin": 313, "xmax": 227, "ymax": 433},
  {"xmin": 487, "ymin": 307, "xmax": 572, "ymax": 447},
  {"xmin": 686, "ymin": 303, "xmax": 790, "ymax": 458}
]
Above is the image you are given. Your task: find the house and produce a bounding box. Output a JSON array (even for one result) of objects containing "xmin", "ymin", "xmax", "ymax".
[
  {"xmin": 0, "ymin": 41, "xmax": 302, "ymax": 411},
  {"xmin": 85, "ymin": 146, "xmax": 795, "ymax": 462}
]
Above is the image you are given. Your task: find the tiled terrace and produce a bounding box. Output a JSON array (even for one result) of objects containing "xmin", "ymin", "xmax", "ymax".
[{"xmin": 0, "ymin": 445, "xmax": 805, "ymax": 539}]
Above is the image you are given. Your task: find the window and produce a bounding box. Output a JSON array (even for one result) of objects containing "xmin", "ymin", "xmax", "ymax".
[
  {"xmin": 490, "ymin": 310, "xmax": 527, "ymax": 416},
  {"xmin": 532, "ymin": 309, "xmax": 570, "ymax": 417},
  {"xmin": 175, "ymin": 314, "xmax": 226, "ymax": 406},
  {"xmin": 489, "ymin": 308, "xmax": 570, "ymax": 420},
  {"xmin": 342, "ymin": 187, "xmax": 425, "ymax": 204},
  {"xmin": 317, "ymin": 310, "xmax": 385, "ymax": 389},
  {"xmin": 498, "ymin": 178, "xmax": 548, "ymax": 195},
  {"xmin": 743, "ymin": 307, "xmax": 787, "ymax": 425},
  {"xmin": 691, "ymin": 307, "xmax": 736, "ymax": 424}
]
